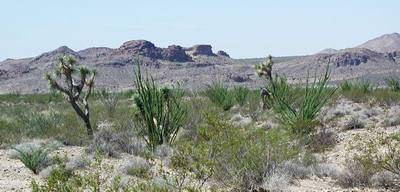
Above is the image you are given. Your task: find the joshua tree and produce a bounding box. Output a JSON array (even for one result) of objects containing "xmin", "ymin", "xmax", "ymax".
[
  {"xmin": 256, "ymin": 55, "xmax": 273, "ymax": 110},
  {"xmin": 45, "ymin": 56, "xmax": 96, "ymax": 138}
]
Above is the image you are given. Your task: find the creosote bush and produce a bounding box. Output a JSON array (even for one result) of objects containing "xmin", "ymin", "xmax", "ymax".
[
  {"xmin": 132, "ymin": 60, "xmax": 188, "ymax": 150},
  {"xmin": 340, "ymin": 132, "xmax": 400, "ymax": 189},
  {"xmin": 172, "ymin": 113, "xmax": 300, "ymax": 191}
]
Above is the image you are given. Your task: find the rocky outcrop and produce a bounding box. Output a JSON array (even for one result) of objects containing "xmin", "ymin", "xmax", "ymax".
[
  {"xmin": 161, "ymin": 45, "xmax": 192, "ymax": 62},
  {"xmin": 314, "ymin": 48, "xmax": 381, "ymax": 67},
  {"xmin": 114, "ymin": 40, "xmax": 195, "ymax": 62},
  {"xmin": 0, "ymin": 69, "xmax": 7, "ymax": 77},
  {"xmin": 228, "ymin": 73, "xmax": 250, "ymax": 82},
  {"xmin": 384, "ymin": 50, "xmax": 400, "ymax": 62},
  {"xmin": 22, "ymin": 41, "xmax": 227, "ymax": 67},
  {"xmin": 186, "ymin": 45, "xmax": 216, "ymax": 56},
  {"xmin": 217, "ymin": 50, "xmax": 230, "ymax": 58},
  {"xmin": 115, "ymin": 40, "xmax": 163, "ymax": 59}
]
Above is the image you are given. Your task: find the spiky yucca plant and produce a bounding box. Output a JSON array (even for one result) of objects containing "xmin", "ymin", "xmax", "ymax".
[
  {"xmin": 14, "ymin": 146, "xmax": 48, "ymax": 174},
  {"xmin": 45, "ymin": 56, "xmax": 96, "ymax": 138},
  {"xmin": 205, "ymin": 82, "xmax": 234, "ymax": 111},
  {"xmin": 132, "ymin": 60, "xmax": 187, "ymax": 150},
  {"xmin": 386, "ymin": 78, "xmax": 400, "ymax": 92},
  {"xmin": 233, "ymin": 86, "xmax": 249, "ymax": 106},
  {"xmin": 340, "ymin": 80, "xmax": 352, "ymax": 92},
  {"xmin": 256, "ymin": 56, "xmax": 336, "ymax": 135}
]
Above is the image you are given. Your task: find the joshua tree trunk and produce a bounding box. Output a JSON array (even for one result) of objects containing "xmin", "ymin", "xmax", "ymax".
[{"xmin": 70, "ymin": 98, "xmax": 93, "ymax": 138}]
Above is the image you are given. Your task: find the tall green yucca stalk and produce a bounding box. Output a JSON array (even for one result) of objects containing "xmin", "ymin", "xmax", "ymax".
[{"xmin": 132, "ymin": 60, "xmax": 187, "ymax": 150}]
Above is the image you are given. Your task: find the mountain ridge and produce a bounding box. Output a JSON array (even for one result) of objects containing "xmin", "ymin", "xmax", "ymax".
[
  {"xmin": 356, "ymin": 32, "xmax": 400, "ymax": 53},
  {"xmin": 1, "ymin": 33, "xmax": 400, "ymax": 93}
]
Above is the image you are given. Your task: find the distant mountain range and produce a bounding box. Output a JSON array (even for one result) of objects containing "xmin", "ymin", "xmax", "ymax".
[
  {"xmin": 1, "ymin": 33, "xmax": 400, "ymax": 93},
  {"xmin": 275, "ymin": 33, "xmax": 400, "ymax": 84}
]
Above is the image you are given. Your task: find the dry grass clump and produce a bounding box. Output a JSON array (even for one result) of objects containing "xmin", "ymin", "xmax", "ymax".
[
  {"xmin": 88, "ymin": 122, "xmax": 146, "ymax": 157},
  {"xmin": 120, "ymin": 156, "xmax": 151, "ymax": 178},
  {"xmin": 344, "ymin": 116, "xmax": 365, "ymax": 130}
]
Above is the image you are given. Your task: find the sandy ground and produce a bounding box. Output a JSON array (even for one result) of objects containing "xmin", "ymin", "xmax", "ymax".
[{"xmin": 0, "ymin": 149, "xmax": 41, "ymax": 192}]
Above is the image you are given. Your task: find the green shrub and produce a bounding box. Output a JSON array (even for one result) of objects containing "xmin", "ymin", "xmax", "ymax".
[
  {"xmin": 233, "ymin": 86, "xmax": 249, "ymax": 106},
  {"xmin": 340, "ymin": 80, "xmax": 373, "ymax": 102},
  {"xmin": 32, "ymin": 154, "xmax": 169, "ymax": 192},
  {"xmin": 32, "ymin": 154, "xmax": 102, "ymax": 192},
  {"xmin": 172, "ymin": 114, "xmax": 300, "ymax": 190},
  {"xmin": 246, "ymin": 91, "xmax": 262, "ymax": 120},
  {"xmin": 357, "ymin": 80, "xmax": 372, "ymax": 93},
  {"xmin": 122, "ymin": 157, "xmax": 151, "ymax": 179},
  {"xmin": 14, "ymin": 146, "xmax": 48, "ymax": 174},
  {"xmin": 342, "ymin": 132, "xmax": 400, "ymax": 189},
  {"xmin": 132, "ymin": 61, "xmax": 188, "ymax": 150},
  {"xmin": 340, "ymin": 80, "xmax": 352, "ymax": 92},
  {"xmin": 0, "ymin": 119, "xmax": 20, "ymax": 146},
  {"xmin": 386, "ymin": 78, "xmax": 400, "ymax": 92},
  {"xmin": 205, "ymin": 82, "xmax": 234, "ymax": 111}
]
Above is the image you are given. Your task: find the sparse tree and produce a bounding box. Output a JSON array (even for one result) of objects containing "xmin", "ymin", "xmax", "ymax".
[{"xmin": 45, "ymin": 56, "xmax": 96, "ymax": 138}]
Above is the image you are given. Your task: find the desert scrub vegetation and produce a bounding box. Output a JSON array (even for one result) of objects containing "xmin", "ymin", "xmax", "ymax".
[
  {"xmin": 204, "ymin": 82, "xmax": 253, "ymax": 111},
  {"xmin": 256, "ymin": 55, "xmax": 336, "ymax": 135},
  {"xmin": 171, "ymin": 113, "xmax": 301, "ymax": 191},
  {"xmin": 96, "ymin": 88, "xmax": 119, "ymax": 118},
  {"xmin": 0, "ymin": 89, "xmax": 137, "ymax": 147},
  {"xmin": 132, "ymin": 61, "xmax": 188, "ymax": 150},
  {"xmin": 386, "ymin": 77, "xmax": 400, "ymax": 92},
  {"xmin": 88, "ymin": 121, "xmax": 146, "ymax": 157},
  {"xmin": 232, "ymin": 86, "xmax": 249, "ymax": 106},
  {"xmin": 45, "ymin": 56, "xmax": 96, "ymax": 138},
  {"xmin": 339, "ymin": 79, "xmax": 400, "ymax": 105},
  {"xmin": 204, "ymin": 82, "xmax": 235, "ymax": 111},
  {"xmin": 4, "ymin": 56, "xmax": 400, "ymax": 191},
  {"xmin": 31, "ymin": 153, "xmax": 171, "ymax": 192},
  {"xmin": 121, "ymin": 156, "xmax": 151, "ymax": 179},
  {"xmin": 339, "ymin": 132, "xmax": 400, "ymax": 189}
]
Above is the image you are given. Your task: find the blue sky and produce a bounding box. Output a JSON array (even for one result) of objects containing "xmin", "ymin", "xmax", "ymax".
[{"xmin": 1, "ymin": 0, "xmax": 399, "ymax": 61}]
